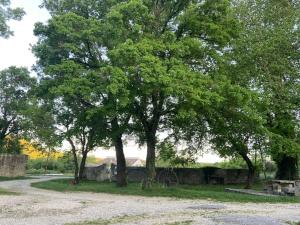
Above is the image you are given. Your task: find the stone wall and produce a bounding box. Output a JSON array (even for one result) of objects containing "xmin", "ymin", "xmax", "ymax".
[
  {"xmin": 127, "ymin": 167, "xmax": 251, "ymax": 185},
  {"xmin": 83, "ymin": 164, "xmax": 112, "ymax": 182},
  {"xmin": 84, "ymin": 165, "xmax": 253, "ymax": 185},
  {"xmin": 0, "ymin": 154, "xmax": 28, "ymax": 177}
]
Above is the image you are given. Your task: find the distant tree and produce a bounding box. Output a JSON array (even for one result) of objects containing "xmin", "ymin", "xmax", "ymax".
[
  {"xmin": 0, "ymin": 67, "xmax": 35, "ymax": 153},
  {"xmin": 157, "ymin": 140, "xmax": 196, "ymax": 167},
  {"xmin": 26, "ymin": 102, "xmax": 62, "ymax": 174},
  {"xmin": 0, "ymin": 0, "xmax": 25, "ymax": 38}
]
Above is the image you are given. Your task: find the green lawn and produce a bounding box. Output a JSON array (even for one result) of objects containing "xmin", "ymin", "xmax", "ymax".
[
  {"xmin": 0, "ymin": 176, "xmax": 32, "ymax": 182},
  {"xmin": 0, "ymin": 187, "xmax": 18, "ymax": 195},
  {"xmin": 31, "ymin": 179, "xmax": 300, "ymax": 203}
]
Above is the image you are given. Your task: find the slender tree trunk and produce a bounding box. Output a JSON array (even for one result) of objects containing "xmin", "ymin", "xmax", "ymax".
[
  {"xmin": 73, "ymin": 155, "xmax": 79, "ymax": 184},
  {"xmin": 259, "ymin": 148, "xmax": 267, "ymax": 180},
  {"xmin": 68, "ymin": 139, "xmax": 79, "ymax": 184},
  {"xmin": 275, "ymin": 154, "xmax": 299, "ymax": 180},
  {"xmin": 79, "ymin": 152, "xmax": 87, "ymax": 180},
  {"xmin": 44, "ymin": 151, "xmax": 50, "ymax": 175},
  {"xmin": 114, "ymin": 134, "xmax": 127, "ymax": 187},
  {"xmin": 142, "ymin": 132, "xmax": 156, "ymax": 189},
  {"xmin": 240, "ymin": 153, "xmax": 255, "ymax": 189}
]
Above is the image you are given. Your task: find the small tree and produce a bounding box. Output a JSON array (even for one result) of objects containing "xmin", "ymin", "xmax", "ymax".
[
  {"xmin": 26, "ymin": 103, "xmax": 61, "ymax": 174},
  {"xmin": 34, "ymin": 0, "xmax": 132, "ymax": 187},
  {"xmin": 0, "ymin": 67, "xmax": 35, "ymax": 152}
]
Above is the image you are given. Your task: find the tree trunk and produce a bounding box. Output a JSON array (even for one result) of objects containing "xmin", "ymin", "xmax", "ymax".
[
  {"xmin": 44, "ymin": 151, "xmax": 50, "ymax": 175},
  {"xmin": 259, "ymin": 147, "xmax": 267, "ymax": 180},
  {"xmin": 68, "ymin": 139, "xmax": 79, "ymax": 184},
  {"xmin": 79, "ymin": 152, "xmax": 87, "ymax": 180},
  {"xmin": 114, "ymin": 134, "xmax": 127, "ymax": 187},
  {"xmin": 142, "ymin": 132, "xmax": 156, "ymax": 189},
  {"xmin": 73, "ymin": 157, "xmax": 79, "ymax": 184},
  {"xmin": 275, "ymin": 154, "xmax": 299, "ymax": 180},
  {"xmin": 240, "ymin": 153, "xmax": 255, "ymax": 189}
]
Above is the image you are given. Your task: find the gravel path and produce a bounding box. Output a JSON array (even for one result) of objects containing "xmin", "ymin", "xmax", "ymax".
[{"xmin": 0, "ymin": 177, "xmax": 299, "ymax": 225}]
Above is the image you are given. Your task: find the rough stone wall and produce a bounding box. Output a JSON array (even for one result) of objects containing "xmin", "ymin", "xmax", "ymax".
[
  {"xmin": 129, "ymin": 167, "xmax": 251, "ymax": 185},
  {"xmin": 85, "ymin": 165, "xmax": 252, "ymax": 185},
  {"xmin": 0, "ymin": 154, "xmax": 28, "ymax": 177},
  {"xmin": 83, "ymin": 164, "xmax": 112, "ymax": 182}
]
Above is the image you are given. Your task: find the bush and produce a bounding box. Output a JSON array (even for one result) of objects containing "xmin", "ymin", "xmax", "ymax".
[{"xmin": 26, "ymin": 152, "xmax": 75, "ymax": 174}]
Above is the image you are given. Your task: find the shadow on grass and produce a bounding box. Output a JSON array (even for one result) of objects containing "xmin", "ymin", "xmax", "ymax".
[{"xmin": 31, "ymin": 179, "xmax": 300, "ymax": 203}]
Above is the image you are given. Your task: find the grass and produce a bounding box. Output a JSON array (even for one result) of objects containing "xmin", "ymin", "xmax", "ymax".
[
  {"xmin": 164, "ymin": 221, "xmax": 194, "ymax": 225},
  {"xmin": 65, "ymin": 214, "xmax": 194, "ymax": 225},
  {"xmin": 66, "ymin": 215, "xmax": 148, "ymax": 225},
  {"xmin": 31, "ymin": 179, "xmax": 300, "ymax": 203},
  {"xmin": 0, "ymin": 187, "xmax": 18, "ymax": 195},
  {"xmin": 0, "ymin": 176, "xmax": 33, "ymax": 182}
]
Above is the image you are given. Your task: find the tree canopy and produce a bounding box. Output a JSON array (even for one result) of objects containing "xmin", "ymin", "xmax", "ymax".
[
  {"xmin": 22, "ymin": 0, "xmax": 300, "ymax": 187},
  {"xmin": 0, "ymin": 67, "xmax": 35, "ymax": 153},
  {"xmin": 0, "ymin": 0, "xmax": 25, "ymax": 38}
]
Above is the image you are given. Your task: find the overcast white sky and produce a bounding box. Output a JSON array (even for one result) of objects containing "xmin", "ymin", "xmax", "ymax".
[{"xmin": 0, "ymin": 0, "xmax": 222, "ymax": 162}]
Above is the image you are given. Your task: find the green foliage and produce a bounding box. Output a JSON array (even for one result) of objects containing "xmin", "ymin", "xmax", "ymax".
[
  {"xmin": 156, "ymin": 141, "xmax": 196, "ymax": 167},
  {"xmin": 26, "ymin": 152, "xmax": 75, "ymax": 174},
  {"xmin": 30, "ymin": 0, "xmax": 300, "ymax": 183},
  {"xmin": 0, "ymin": 136, "xmax": 22, "ymax": 154},
  {"xmin": 0, "ymin": 0, "xmax": 25, "ymax": 38},
  {"xmin": 217, "ymin": 158, "xmax": 247, "ymax": 169},
  {"xmin": 32, "ymin": 179, "xmax": 300, "ymax": 203},
  {"xmin": 231, "ymin": 0, "xmax": 300, "ymax": 177},
  {"xmin": 0, "ymin": 67, "xmax": 35, "ymax": 152},
  {"xmin": 234, "ymin": 0, "xmax": 300, "ymax": 152}
]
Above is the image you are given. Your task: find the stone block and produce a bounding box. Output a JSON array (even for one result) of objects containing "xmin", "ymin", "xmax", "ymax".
[{"xmin": 0, "ymin": 154, "xmax": 28, "ymax": 177}]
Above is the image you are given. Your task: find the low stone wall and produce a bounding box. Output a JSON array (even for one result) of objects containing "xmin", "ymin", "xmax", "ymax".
[
  {"xmin": 84, "ymin": 164, "xmax": 112, "ymax": 182},
  {"xmin": 84, "ymin": 165, "xmax": 253, "ymax": 185},
  {"xmin": 0, "ymin": 154, "xmax": 28, "ymax": 177},
  {"xmin": 127, "ymin": 167, "xmax": 251, "ymax": 185}
]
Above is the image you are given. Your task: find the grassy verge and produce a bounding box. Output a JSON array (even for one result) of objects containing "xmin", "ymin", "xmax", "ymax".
[
  {"xmin": 66, "ymin": 215, "xmax": 148, "ymax": 225},
  {"xmin": 0, "ymin": 187, "xmax": 18, "ymax": 195},
  {"xmin": 31, "ymin": 179, "xmax": 300, "ymax": 203},
  {"xmin": 0, "ymin": 176, "xmax": 32, "ymax": 182},
  {"xmin": 66, "ymin": 214, "xmax": 193, "ymax": 225}
]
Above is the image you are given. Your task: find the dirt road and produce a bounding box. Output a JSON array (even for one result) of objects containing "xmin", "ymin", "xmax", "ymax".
[{"xmin": 0, "ymin": 177, "xmax": 299, "ymax": 225}]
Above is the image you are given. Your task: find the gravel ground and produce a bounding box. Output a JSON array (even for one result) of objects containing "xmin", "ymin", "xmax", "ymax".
[{"xmin": 0, "ymin": 177, "xmax": 299, "ymax": 225}]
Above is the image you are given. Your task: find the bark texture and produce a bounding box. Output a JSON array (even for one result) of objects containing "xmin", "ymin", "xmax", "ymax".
[{"xmin": 114, "ymin": 134, "xmax": 127, "ymax": 187}]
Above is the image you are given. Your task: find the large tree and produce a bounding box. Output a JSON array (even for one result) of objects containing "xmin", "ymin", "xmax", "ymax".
[
  {"xmin": 34, "ymin": 1, "xmax": 131, "ymax": 186},
  {"xmin": 0, "ymin": 0, "xmax": 25, "ymax": 38},
  {"xmin": 105, "ymin": 0, "xmax": 237, "ymax": 188},
  {"xmin": 232, "ymin": 0, "xmax": 300, "ymax": 180}
]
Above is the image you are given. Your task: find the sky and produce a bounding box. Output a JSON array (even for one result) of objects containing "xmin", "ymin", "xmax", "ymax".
[
  {"xmin": 0, "ymin": 0, "xmax": 222, "ymax": 162},
  {"xmin": 0, "ymin": 0, "xmax": 50, "ymax": 70}
]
